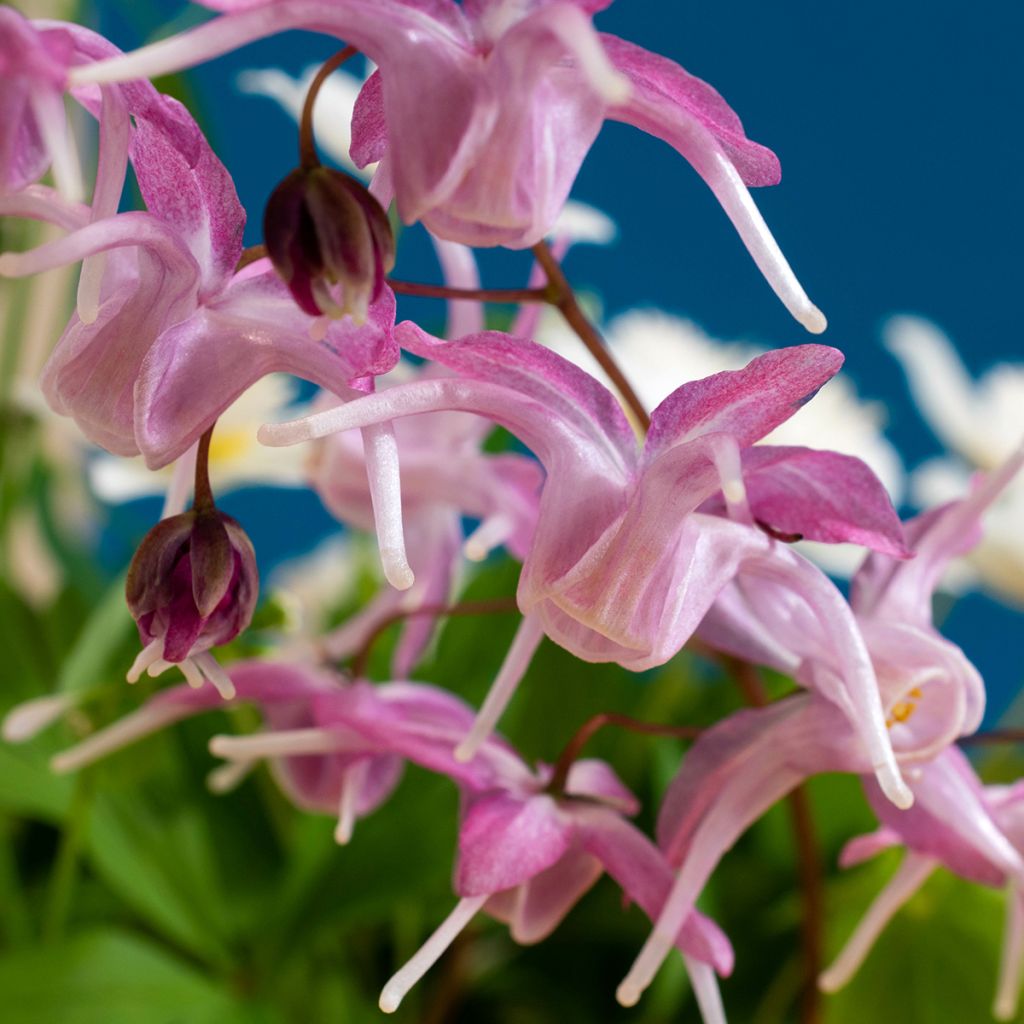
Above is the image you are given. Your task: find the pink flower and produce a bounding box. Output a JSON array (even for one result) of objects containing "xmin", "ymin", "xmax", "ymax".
[
  {"xmin": 49, "ymin": 661, "xmax": 523, "ymax": 844},
  {"xmin": 379, "ymin": 755, "xmax": 733, "ymax": 1023},
  {"xmin": 261, "ymin": 326, "xmax": 910, "ymax": 802},
  {"xmin": 125, "ymin": 505, "xmax": 259, "ymax": 699},
  {"xmin": 822, "ymin": 747, "xmax": 1024, "ymax": 1021},
  {"xmin": 71, "ymin": 0, "xmax": 825, "ymax": 330},
  {"xmin": 0, "ymin": 90, "xmax": 414, "ymax": 588},
  {"xmin": 616, "ymin": 448, "xmax": 1024, "ymax": 1007}
]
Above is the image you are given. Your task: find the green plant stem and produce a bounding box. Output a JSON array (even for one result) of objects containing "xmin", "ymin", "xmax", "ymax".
[{"xmin": 42, "ymin": 773, "xmax": 93, "ymax": 943}]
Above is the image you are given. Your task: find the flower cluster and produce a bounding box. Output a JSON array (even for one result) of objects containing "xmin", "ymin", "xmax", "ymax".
[{"xmin": 2, "ymin": 2, "xmax": 1022, "ymax": 1021}]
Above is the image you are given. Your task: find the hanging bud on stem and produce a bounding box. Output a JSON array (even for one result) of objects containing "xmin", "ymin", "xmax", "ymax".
[
  {"xmin": 263, "ymin": 45, "xmax": 395, "ymax": 323},
  {"xmin": 124, "ymin": 428, "xmax": 258, "ymax": 699}
]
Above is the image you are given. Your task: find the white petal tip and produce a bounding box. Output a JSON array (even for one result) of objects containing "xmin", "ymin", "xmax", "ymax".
[
  {"xmin": 2, "ymin": 696, "xmax": 71, "ymax": 743},
  {"xmin": 378, "ymin": 989, "xmax": 401, "ymax": 1014},
  {"xmin": 603, "ymin": 73, "xmax": 632, "ymax": 106},
  {"xmin": 453, "ymin": 740, "xmax": 476, "ymax": 764},
  {"xmin": 257, "ymin": 422, "xmax": 301, "ymax": 447},
  {"xmin": 615, "ymin": 982, "xmax": 641, "ymax": 1008},
  {"xmin": 994, "ymin": 998, "xmax": 1017, "ymax": 1022},
  {"xmin": 877, "ymin": 765, "xmax": 914, "ymax": 810},
  {"xmin": 334, "ymin": 822, "xmax": 354, "ymax": 846},
  {"xmin": 463, "ymin": 541, "xmax": 487, "ymax": 562},
  {"xmin": 801, "ymin": 305, "xmax": 828, "ymax": 335},
  {"xmin": 49, "ymin": 753, "xmax": 74, "ymax": 775},
  {"xmin": 817, "ymin": 970, "xmax": 843, "ymax": 994},
  {"xmin": 382, "ymin": 551, "xmax": 415, "ymax": 591},
  {"xmin": 78, "ymin": 303, "xmax": 99, "ymax": 326}
]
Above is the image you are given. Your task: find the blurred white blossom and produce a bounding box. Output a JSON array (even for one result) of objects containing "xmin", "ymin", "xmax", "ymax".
[{"xmin": 886, "ymin": 315, "xmax": 1024, "ymax": 605}]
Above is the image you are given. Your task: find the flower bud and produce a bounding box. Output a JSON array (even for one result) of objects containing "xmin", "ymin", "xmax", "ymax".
[
  {"xmin": 126, "ymin": 508, "xmax": 259, "ymax": 667},
  {"xmin": 264, "ymin": 166, "xmax": 395, "ymax": 323}
]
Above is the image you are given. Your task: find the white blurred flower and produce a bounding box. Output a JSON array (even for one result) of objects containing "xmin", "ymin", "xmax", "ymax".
[
  {"xmin": 90, "ymin": 375, "xmax": 308, "ymax": 505},
  {"xmin": 886, "ymin": 315, "xmax": 1024, "ymax": 605},
  {"xmin": 539, "ymin": 308, "xmax": 905, "ymax": 578},
  {"xmin": 237, "ymin": 63, "xmax": 374, "ymax": 176}
]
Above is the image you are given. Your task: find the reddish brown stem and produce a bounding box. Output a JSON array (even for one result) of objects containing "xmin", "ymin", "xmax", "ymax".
[
  {"xmin": 724, "ymin": 657, "xmax": 823, "ymax": 1024},
  {"xmin": 530, "ymin": 240, "xmax": 651, "ymax": 432},
  {"xmin": 192, "ymin": 426, "xmax": 216, "ymax": 513},
  {"xmin": 387, "ymin": 278, "xmax": 553, "ymax": 304},
  {"xmin": 548, "ymin": 711, "xmax": 701, "ymax": 796},
  {"xmin": 235, "ymin": 244, "xmax": 268, "ymax": 272},
  {"xmin": 349, "ymin": 598, "xmax": 519, "ymax": 678},
  {"xmin": 299, "ymin": 46, "xmax": 358, "ymax": 170}
]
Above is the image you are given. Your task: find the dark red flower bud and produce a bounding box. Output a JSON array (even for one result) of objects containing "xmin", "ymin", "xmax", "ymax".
[
  {"xmin": 264, "ymin": 166, "xmax": 395, "ymax": 323},
  {"xmin": 126, "ymin": 508, "xmax": 259, "ymax": 674}
]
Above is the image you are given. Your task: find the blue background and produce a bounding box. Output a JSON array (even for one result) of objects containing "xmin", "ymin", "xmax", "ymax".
[{"xmin": 88, "ymin": 0, "xmax": 1023, "ymax": 716}]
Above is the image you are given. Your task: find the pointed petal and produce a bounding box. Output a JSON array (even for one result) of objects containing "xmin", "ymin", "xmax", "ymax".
[
  {"xmin": 602, "ymin": 34, "xmax": 825, "ymax": 332},
  {"xmin": 457, "ymin": 792, "xmax": 572, "ymax": 896},
  {"xmin": 645, "ymin": 345, "xmax": 844, "ymax": 462},
  {"xmin": 702, "ymin": 445, "xmax": 910, "ymax": 556}
]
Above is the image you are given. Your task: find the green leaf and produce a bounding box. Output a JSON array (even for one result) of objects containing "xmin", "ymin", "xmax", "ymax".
[
  {"xmin": 86, "ymin": 791, "xmax": 234, "ymax": 968},
  {"xmin": 0, "ymin": 741, "xmax": 73, "ymax": 821},
  {"xmin": 824, "ymin": 859, "xmax": 1007, "ymax": 1024},
  {"xmin": 0, "ymin": 927, "xmax": 241, "ymax": 1024},
  {"xmin": 57, "ymin": 571, "xmax": 134, "ymax": 695}
]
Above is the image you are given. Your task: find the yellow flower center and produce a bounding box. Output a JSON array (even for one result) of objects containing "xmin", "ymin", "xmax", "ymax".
[{"xmin": 886, "ymin": 687, "xmax": 923, "ymax": 728}]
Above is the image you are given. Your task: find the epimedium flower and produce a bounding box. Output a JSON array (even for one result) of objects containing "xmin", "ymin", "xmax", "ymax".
[
  {"xmin": 260, "ymin": 325, "xmax": 911, "ymax": 805},
  {"xmin": 45, "ymin": 660, "xmax": 527, "ymax": 844},
  {"xmin": 541, "ymin": 307, "xmax": 905, "ymax": 579},
  {"xmin": 613, "ymin": 445, "xmax": 1024, "ymax": 1008},
  {"xmin": 820, "ymin": 746, "xmax": 1024, "ymax": 1021},
  {"xmin": 125, "ymin": 499, "xmax": 258, "ymax": 699},
  {"xmin": 0, "ymin": 87, "xmax": 417, "ymax": 589},
  {"xmin": 70, "ymin": 0, "xmax": 826, "ymax": 331},
  {"xmin": 378, "ymin": 753, "xmax": 734, "ymax": 1024}
]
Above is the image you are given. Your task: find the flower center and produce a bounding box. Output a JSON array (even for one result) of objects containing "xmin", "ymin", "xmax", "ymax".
[{"xmin": 886, "ymin": 687, "xmax": 923, "ymax": 728}]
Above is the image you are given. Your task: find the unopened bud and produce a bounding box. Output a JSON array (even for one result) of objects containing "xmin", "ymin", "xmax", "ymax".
[
  {"xmin": 126, "ymin": 508, "xmax": 259, "ymax": 665},
  {"xmin": 264, "ymin": 166, "xmax": 395, "ymax": 323}
]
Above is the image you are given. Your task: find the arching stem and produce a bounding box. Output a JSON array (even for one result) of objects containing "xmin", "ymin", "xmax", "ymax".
[
  {"xmin": 547, "ymin": 711, "xmax": 701, "ymax": 796},
  {"xmin": 299, "ymin": 45, "xmax": 359, "ymax": 170},
  {"xmin": 350, "ymin": 597, "xmax": 519, "ymax": 678},
  {"xmin": 530, "ymin": 239, "xmax": 650, "ymax": 432}
]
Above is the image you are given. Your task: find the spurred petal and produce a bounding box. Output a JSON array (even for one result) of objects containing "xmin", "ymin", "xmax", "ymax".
[
  {"xmin": 579, "ymin": 805, "xmax": 734, "ymax": 975},
  {"xmin": 602, "ymin": 34, "xmax": 826, "ymax": 333},
  {"xmin": 644, "ymin": 345, "xmax": 843, "ymax": 463}
]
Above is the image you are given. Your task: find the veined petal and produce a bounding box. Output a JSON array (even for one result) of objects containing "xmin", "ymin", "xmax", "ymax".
[
  {"xmin": 700, "ymin": 445, "xmax": 910, "ymax": 556},
  {"xmin": 644, "ymin": 345, "xmax": 843, "ymax": 463},
  {"xmin": 457, "ymin": 792, "xmax": 573, "ymax": 895},
  {"xmin": 135, "ymin": 266, "xmax": 397, "ymax": 467},
  {"xmin": 866, "ymin": 747, "xmax": 1024, "ymax": 887},
  {"xmin": 602, "ymin": 34, "xmax": 825, "ymax": 333}
]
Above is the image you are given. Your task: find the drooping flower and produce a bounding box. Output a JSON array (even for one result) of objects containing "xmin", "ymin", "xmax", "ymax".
[
  {"xmin": 885, "ymin": 315, "xmax": 1024, "ymax": 605},
  {"xmin": 0, "ymin": 91, "xmax": 414, "ymax": 588},
  {"xmin": 821, "ymin": 746, "xmax": 1024, "ymax": 1022},
  {"xmin": 541, "ymin": 308, "xmax": 905, "ymax": 577},
  {"xmin": 263, "ymin": 163, "xmax": 395, "ymax": 321},
  {"xmin": 71, "ymin": 0, "xmax": 825, "ymax": 330},
  {"xmin": 379, "ymin": 754, "xmax": 733, "ymax": 1024},
  {"xmin": 47, "ymin": 661, "xmax": 525, "ymax": 844},
  {"xmin": 614, "ymin": 447, "xmax": 1024, "ymax": 1007},
  {"xmin": 261, "ymin": 325, "xmax": 910, "ymax": 805},
  {"xmin": 125, "ymin": 503, "xmax": 259, "ymax": 699}
]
